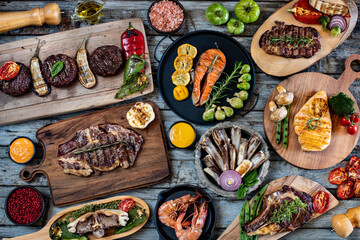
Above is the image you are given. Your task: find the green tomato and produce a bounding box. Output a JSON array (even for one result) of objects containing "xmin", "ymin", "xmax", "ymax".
[
  {"xmin": 206, "ymin": 3, "xmax": 230, "ymax": 25},
  {"xmin": 227, "ymin": 18, "xmax": 245, "ymax": 35},
  {"xmin": 234, "ymin": 0, "xmax": 260, "ymax": 24},
  {"xmin": 237, "ymin": 82, "xmax": 250, "ymax": 90}
]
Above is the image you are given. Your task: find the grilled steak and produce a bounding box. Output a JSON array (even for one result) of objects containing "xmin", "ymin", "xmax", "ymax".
[
  {"xmin": 243, "ymin": 185, "xmax": 314, "ymax": 235},
  {"xmin": 58, "ymin": 124, "xmax": 143, "ymax": 176},
  {"xmin": 0, "ymin": 63, "xmax": 31, "ymax": 96},
  {"xmin": 42, "ymin": 54, "xmax": 78, "ymax": 87},
  {"xmin": 259, "ymin": 21, "xmax": 321, "ymax": 58},
  {"xmin": 89, "ymin": 45, "xmax": 123, "ymax": 77}
]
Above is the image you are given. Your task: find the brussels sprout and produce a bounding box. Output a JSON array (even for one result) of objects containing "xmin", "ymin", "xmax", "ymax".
[
  {"xmin": 227, "ymin": 97, "xmax": 244, "ymax": 109},
  {"xmin": 237, "ymin": 82, "xmax": 250, "ymax": 91},
  {"xmin": 202, "ymin": 108, "xmax": 215, "ymax": 122},
  {"xmin": 238, "ymin": 73, "xmax": 251, "ymax": 82},
  {"xmin": 234, "ymin": 90, "xmax": 249, "ymax": 101},
  {"xmin": 221, "ymin": 106, "xmax": 234, "ymax": 117},
  {"xmin": 215, "ymin": 107, "xmax": 226, "ymax": 121},
  {"xmin": 240, "ymin": 64, "xmax": 251, "ymax": 74}
]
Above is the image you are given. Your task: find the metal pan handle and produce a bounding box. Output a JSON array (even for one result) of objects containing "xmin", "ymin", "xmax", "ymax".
[
  {"xmin": 154, "ymin": 35, "xmax": 175, "ymax": 62},
  {"xmin": 240, "ymin": 92, "xmax": 259, "ymax": 117}
]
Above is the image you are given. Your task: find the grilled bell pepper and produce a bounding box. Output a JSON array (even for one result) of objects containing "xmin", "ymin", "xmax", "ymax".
[
  {"xmin": 121, "ymin": 22, "xmax": 145, "ymax": 72},
  {"xmin": 0, "ymin": 61, "xmax": 20, "ymax": 81},
  {"xmin": 288, "ymin": 0, "xmax": 323, "ymax": 24},
  {"xmin": 115, "ymin": 72, "xmax": 149, "ymax": 99},
  {"xmin": 124, "ymin": 54, "xmax": 146, "ymax": 84}
]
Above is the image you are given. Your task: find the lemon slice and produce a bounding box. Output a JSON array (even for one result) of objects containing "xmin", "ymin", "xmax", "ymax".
[
  {"xmin": 309, "ymin": 98, "xmax": 327, "ymax": 117},
  {"xmin": 174, "ymin": 54, "xmax": 193, "ymax": 72},
  {"xmin": 177, "ymin": 44, "xmax": 197, "ymax": 59},
  {"xmin": 171, "ymin": 70, "xmax": 191, "ymax": 86}
]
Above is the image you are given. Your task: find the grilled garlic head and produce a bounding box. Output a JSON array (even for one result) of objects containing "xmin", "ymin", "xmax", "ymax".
[{"xmin": 127, "ymin": 102, "xmax": 155, "ymax": 129}]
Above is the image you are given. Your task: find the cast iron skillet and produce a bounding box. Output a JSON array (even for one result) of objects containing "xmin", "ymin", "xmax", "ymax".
[
  {"xmin": 156, "ymin": 30, "xmax": 258, "ymax": 125},
  {"xmin": 155, "ymin": 184, "xmax": 217, "ymax": 240}
]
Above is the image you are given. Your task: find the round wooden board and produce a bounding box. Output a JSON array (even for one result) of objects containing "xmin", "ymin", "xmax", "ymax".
[
  {"xmin": 263, "ymin": 54, "xmax": 360, "ymax": 169},
  {"xmin": 3, "ymin": 195, "xmax": 150, "ymax": 240},
  {"xmin": 250, "ymin": 0, "xmax": 358, "ymax": 77}
]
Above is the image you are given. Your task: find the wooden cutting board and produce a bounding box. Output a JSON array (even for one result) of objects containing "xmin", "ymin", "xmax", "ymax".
[
  {"xmin": 218, "ymin": 175, "xmax": 339, "ymax": 240},
  {"xmin": 0, "ymin": 18, "xmax": 153, "ymax": 126},
  {"xmin": 250, "ymin": 0, "xmax": 358, "ymax": 76},
  {"xmin": 18, "ymin": 100, "xmax": 170, "ymax": 207},
  {"xmin": 263, "ymin": 54, "xmax": 360, "ymax": 169},
  {"xmin": 3, "ymin": 195, "xmax": 150, "ymax": 240}
]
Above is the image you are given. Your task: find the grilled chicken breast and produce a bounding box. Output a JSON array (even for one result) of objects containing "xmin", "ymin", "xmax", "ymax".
[{"xmin": 294, "ymin": 91, "xmax": 332, "ymax": 151}]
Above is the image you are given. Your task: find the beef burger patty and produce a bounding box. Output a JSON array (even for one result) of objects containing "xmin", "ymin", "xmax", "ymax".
[
  {"xmin": 0, "ymin": 62, "xmax": 31, "ymax": 97},
  {"xmin": 89, "ymin": 45, "xmax": 123, "ymax": 77},
  {"xmin": 42, "ymin": 54, "xmax": 78, "ymax": 87}
]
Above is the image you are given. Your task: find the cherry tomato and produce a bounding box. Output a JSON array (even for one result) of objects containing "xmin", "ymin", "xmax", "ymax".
[
  {"xmin": 354, "ymin": 180, "xmax": 360, "ymax": 198},
  {"xmin": 340, "ymin": 116, "xmax": 351, "ymax": 126},
  {"xmin": 346, "ymin": 156, "xmax": 360, "ymax": 171},
  {"xmin": 347, "ymin": 124, "xmax": 358, "ymax": 135},
  {"xmin": 0, "ymin": 61, "xmax": 20, "ymax": 81},
  {"xmin": 337, "ymin": 180, "xmax": 354, "ymax": 200},
  {"xmin": 120, "ymin": 198, "xmax": 135, "ymax": 212},
  {"xmin": 348, "ymin": 167, "xmax": 360, "ymax": 181},
  {"xmin": 351, "ymin": 113, "xmax": 360, "ymax": 123},
  {"xmin": 328, "ymin": 167, "xmax": 348, "ymax": 185},
  {"xmin": 313, "ymin": 191, "xmax": 330, "ymax": 213}
]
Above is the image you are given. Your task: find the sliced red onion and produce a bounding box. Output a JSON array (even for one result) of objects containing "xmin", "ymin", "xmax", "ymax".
[
  {"xmin": 219, "ymin": 170, "xmax": 242, "ymax": 191},
  {"xmin": 328, "ymin": 15, "xmax": 347, "ymax": 32}
]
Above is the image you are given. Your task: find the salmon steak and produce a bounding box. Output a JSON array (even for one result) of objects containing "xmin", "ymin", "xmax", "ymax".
[
  {"xmin": 294, "ymin": 91, "xmax": 332, "ymax": 151},
  {"xmin": 191, "ymin": 49, "xmax": 226, "ymax": 106}
]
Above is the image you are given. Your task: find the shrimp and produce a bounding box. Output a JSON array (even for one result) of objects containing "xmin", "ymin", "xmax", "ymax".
[
  {"xmin": 174, "ymin": 201, "xmax": 208, "ymax": 240},
  {"xmin": 158, "ymin": 193, "xmax": 200, "ymax": 228}
]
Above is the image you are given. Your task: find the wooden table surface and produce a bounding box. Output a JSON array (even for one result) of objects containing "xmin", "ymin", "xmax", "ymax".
[{"xmin": 0, "ymin": 1, "xmax": 359, "ymax": 239}]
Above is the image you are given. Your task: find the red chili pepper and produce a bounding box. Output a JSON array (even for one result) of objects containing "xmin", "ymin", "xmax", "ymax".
[
  {"xmin": 288, "ymin": 0, "xmax": 323, "ymax": 24},
  {"xmin": 0, "ymin": 61, "xmax": 20, "ymax": 81},
  {"xmin": 121, "ymin": 22, "xmax": 145, "ymax": 73}
]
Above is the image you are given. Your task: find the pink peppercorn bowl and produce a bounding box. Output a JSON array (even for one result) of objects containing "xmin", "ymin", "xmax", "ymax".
[{"xmin": 5, "ymin": 186, "xmax": 45, "ymax": 226}]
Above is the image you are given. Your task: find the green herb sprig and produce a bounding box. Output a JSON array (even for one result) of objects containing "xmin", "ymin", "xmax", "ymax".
[
  {"xmin": 73, "ymin": 141, "xmax": 132, "ymax": 155},
  {"xmin": 205, "ymin": 61, "xmax": 242, "ymax": 110},
  {"xmin": 269, "ymin": 197, "xmax": 307, "ymax": 224},
  {"xmin": 307, "ymin": 117, "xmax": 322, "ymax": 130},
  {"xmin": 51, "ymin": 61, "xmax": 64, "ymax": 78},
  {"xmin": 270, "ymin": 34, "xmax": 314, "ymax": 49},
  {"xmin": 237, "ymin": 170, "xmax": 259, "ymax": 199}
]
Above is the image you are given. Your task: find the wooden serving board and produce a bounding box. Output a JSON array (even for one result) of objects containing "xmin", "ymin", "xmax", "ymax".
[
  {"xmin": 3, "ymin": 195, "xmax": 150, "ymax": 240},
  {"xmin": 18, "ymin": 100, "xmax": 170, "ymax": 207},
  {"xmin": 263, "ymin": 54, "xmax": 360, "ymax": 169},
  {"xmin": 218, "ymin": 175, "xmax": 339, "ymax": 240},
  {"xmin": 0, "ymin": 18, "xmax": 153, "ymax": 126},
  {"xmin": 250, "ymin": 0, "xmax": 358, "ymax": 77}
]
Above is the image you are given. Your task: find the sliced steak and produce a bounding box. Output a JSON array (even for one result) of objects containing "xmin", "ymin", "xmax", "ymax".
[
  {"xmin": 42, "ymin": 54, "xmax": 78, "ymax": 87},
  {"xmin": 259, "ymin": 21, "xmax": 321, "ymax": 58},
  {"xmin": 89, "ymin": 45, "xmax": 123, "ymax": 77},
  {"xmin": 0, "ymin": 63, "xmax": 31, "ymax": 96}
]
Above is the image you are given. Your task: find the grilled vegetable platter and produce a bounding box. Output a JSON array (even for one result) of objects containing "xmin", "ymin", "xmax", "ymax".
[
  {"xmin": 250, "ymin": 0, "xmax": 358, "ymax": 76},
  {"xmin": 218, "ymin": 175, "xmax": 339, "ymax": 240},
  {"xmin": 263, "ymin": 54, "xmax": 360, "ymax": 170},
  {"xmin": 195, "ymin": 121, "xmax": 270, "ymax": 198},
  {"xmin": 0, "ymin": 18, "xmax": 153, "ymax": 126},
  {"xmin": 2, "ymin": 196, "xmax": 149, "ymax": 240},
  {"xmin": 157, "ymin": 30, "xmax": 257, "ymax": 125}
]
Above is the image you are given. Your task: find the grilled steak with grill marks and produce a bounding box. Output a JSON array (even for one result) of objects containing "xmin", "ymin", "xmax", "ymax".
[
  {"xmin": 0, "ymin": 63, "xmax": 31, "ymax": 96},
  {"xmin": 42, "ymin": 54, "xmax": 78, "ymax": 87},
  {"xmin": 243, "ymin": 185, "xmax": 314, "ymax": 236},
  {"xmin": 58, "ymin": 124, "xmax": 143, "ymax": 176},
  {"xmin": 89, "ymin": 45, "xmax": 123, "ymax": 77},
  {"xmin": 259, "ymin": 21, "xmax": 321, "ymax": 58}
]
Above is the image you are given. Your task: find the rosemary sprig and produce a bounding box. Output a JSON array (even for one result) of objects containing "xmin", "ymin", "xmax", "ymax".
[
  {"xmin": 269, "ymin": 197, "xmax": 307, "ymax": 224},
  {"xmin": 65, "ymin": 200, "xmax": 121, "ymax": 223},
  {"xmin": 205, "ymin": 61, "xmax": 242, "ymax": 110},
  {"xmin": 270, "ymin": 34, "xmax": 314, "ymax": 49},
  {"xmin": 73, "ymin": 141, "xmax": 132, "ymax": 155}
]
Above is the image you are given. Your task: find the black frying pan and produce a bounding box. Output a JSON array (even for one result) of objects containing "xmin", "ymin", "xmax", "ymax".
[
  {"xmin": 154, "ymin": 185, "xmax": 217, "ymax": 240},
  {"xmin": 156, "ymin": 30, "xmax": 258, "ymax": 125}
]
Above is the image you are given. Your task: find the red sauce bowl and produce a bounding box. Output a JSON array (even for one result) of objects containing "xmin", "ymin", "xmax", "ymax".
[{"xmin": 5, "ymin": 186, "xmax": 45, "ymax": 225}]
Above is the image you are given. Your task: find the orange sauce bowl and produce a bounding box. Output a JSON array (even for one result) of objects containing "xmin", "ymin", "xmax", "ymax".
[
  {"xmin": 8, "ymin": 137, "xmax": 36, "ymax": 164},
  {"xmin": 169, "ymin": 121, "xmax": 196, "ymax": 149}
]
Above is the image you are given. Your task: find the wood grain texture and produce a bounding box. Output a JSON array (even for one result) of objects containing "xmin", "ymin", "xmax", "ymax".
[
  {"xmin": 2, "ymin": 195, "xmax": 150, "ymax": 240},
  {"xmin": 263, "ymin": 54, "xmax": 360, "ymax": 169},
  {"xmin": 218, "ymin": 175, "xmax": 339, "ymax": 240},
  {"xmin": 250, "ymin": 0, "xmax": 358, "ymax": 76},
  {"xmin": 0, "ymin": 18, "xmax": 154, "ymax": 126},
  {"xmin": 18, "ymin": 100, "xmax": 170, "ymax": 206}
]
